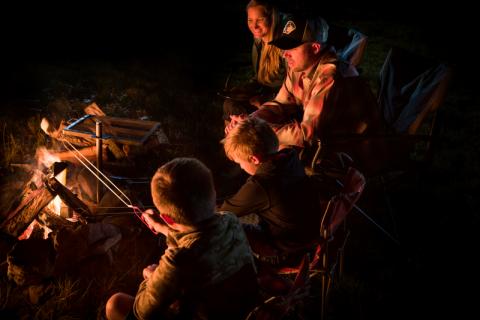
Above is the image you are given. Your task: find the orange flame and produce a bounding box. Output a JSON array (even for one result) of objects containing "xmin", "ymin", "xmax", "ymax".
[
  {"xmin": 35, "ymin": 147, "xmax": 66, "ymax": 216},
  {"xmin": 36, "ymin": 146, "xmax": 61, "ymax": 169}
]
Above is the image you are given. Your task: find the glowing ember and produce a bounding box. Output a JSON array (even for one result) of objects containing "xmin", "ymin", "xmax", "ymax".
[{"xmin": 18, "ymin": 220, "xmax": 52, "ymax": 240}]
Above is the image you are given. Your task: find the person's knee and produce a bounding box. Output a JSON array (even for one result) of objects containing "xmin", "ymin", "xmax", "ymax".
[{"xmin": 105, "ymin": 292, "xmax": 135, "ymax": 320}]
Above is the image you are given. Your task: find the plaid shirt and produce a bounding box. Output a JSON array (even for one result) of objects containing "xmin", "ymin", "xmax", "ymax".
[{"xmin": 253, "ymin": 49, "xmax": 343, "ymax": 147}]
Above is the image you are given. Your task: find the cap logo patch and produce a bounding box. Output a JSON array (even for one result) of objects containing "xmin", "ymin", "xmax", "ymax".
[{"xmin": 283, "ymin": 20, "xmax": 296, "ymax": 35}]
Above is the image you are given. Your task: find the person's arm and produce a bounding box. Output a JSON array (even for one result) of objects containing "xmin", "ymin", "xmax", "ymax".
[
  {"xmin": 219, "ymin": 178, "xmax": 269, "ymax": 217},
  {"xmin": 133, "ymin": 248, "xmax": 182, "ymax": 320},
  {"xmin": 257, "ymin": 70, "xmax": 295, "ymax": 109},
  {"xmin": 300, "ymin": 64, "xmax": 336, "ymax": 141},
  {"xmin": 142, "ymin": 209, "xmax": 170, "ymax": 236},
  {"xmin": 251, "ymin": 70, "xmax": 301, "ymax": 127}
]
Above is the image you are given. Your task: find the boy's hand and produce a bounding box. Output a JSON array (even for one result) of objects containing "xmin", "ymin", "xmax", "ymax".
[
  {"xmin": 143, "ymin": 263, "xmax": 158, "ymax": 280},
  {"xmin": 142, "ymin": 209, "xmax": 169, "ymax": 236}
]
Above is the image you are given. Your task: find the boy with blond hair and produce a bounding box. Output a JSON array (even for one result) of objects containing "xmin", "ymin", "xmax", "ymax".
[
  {"xmin": 221, "ymin": 117, "xmax": 321, "ymax": 266},
  {"xmin": 106, "ymin": 158, "xmax": 258, "ymax": 320}
]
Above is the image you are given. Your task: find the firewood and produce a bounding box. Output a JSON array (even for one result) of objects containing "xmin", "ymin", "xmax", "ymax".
[
  {"xmin": 84, "ymin": 102, "xmax": 106, "ymax": 116},
  {"xmin": 0, "ymin": 188, "xmax": 55, "ymax": 237},
  {"xmin": 45, "ymin": 177, "xmax": 91, "ymax": 221},
  {"xmin": 38, "ymin": 207, "xmax": 79, "ymax": 230}
]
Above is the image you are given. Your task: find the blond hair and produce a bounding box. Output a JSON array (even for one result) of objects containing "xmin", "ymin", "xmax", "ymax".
[
  {"xmin": 247, "ymin": 0, "xmax": 284, "ymax": 87},
  {"xmin": 151, "ymin": 158, "xmax": 215, "ymax": 225},
  {"xmin": 224, "ymin": 117, "xmax": 279, "ymax": 162}
]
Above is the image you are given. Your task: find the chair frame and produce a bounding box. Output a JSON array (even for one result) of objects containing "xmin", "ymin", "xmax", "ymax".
[{"xmin": 255, "ymin": 166, "xmax": 366, "ymax": 320}]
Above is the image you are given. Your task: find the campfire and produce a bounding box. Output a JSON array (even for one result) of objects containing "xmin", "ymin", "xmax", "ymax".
[{"xmin": 1, "ymin": 102, "xmax": 169, "ymax": 303}]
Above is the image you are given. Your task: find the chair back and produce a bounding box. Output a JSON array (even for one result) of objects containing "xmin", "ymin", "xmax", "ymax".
[
  {"xmin": 378, "ymin": 46, "xmax": 453, "ymax": 135},
  {"xmin": 315, "ymin": 47, "xmax": 453, "ymax": 177},
  {"xmin": 320, "ymin": 167, "xmax": 366, "ymax": 237},
  {"xmin": 308, "ymin": 166, "xmax": 365, "ymax": 269},
  {"xmin": 329, "ymin": 24, "xmax": 368, "ymax": 67},
  {"xmin": 252, "ymin": 165, "xmax": 366, "ymax": 320}
]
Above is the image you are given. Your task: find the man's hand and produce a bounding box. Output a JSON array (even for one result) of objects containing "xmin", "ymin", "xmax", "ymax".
[
  {"xmin": 249, "ymin": 95, "xmax": 263, "ymax": 108},
  {"xmin": 224, "ymin": 114, "xmax": 248, "ymax": 136}
]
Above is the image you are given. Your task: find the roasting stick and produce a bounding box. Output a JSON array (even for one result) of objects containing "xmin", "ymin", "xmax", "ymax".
[{"xmin": 62, "ymin": 141, "xmax": 157, "ymax": 234}]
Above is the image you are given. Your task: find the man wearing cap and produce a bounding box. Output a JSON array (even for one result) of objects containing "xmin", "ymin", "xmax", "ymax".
[{"xmin": 226, "ymin": 14, "xmax": 381, "ymax": 151}]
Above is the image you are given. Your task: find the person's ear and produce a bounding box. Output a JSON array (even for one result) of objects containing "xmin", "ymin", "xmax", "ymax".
[
  {"xmin": 311, "ymin": 42, "xmax": 322, "ymax": 54},
  {"xmin": 248, "ymin": 155, "xmax": 261, "ymax": 165}
]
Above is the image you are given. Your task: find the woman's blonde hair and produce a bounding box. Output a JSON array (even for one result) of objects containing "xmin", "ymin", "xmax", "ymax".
[{"xmin": 247, "ymin": 0, "xmax": 283, "ymax": 87}]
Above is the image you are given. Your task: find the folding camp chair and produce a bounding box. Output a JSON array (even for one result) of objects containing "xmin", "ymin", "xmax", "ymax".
[
  {"xmin": 254, "ymin": 166, "xmax": 366, "ymax": 319},
  {"xmin": 308, "ymin": 46, "xmax": 453, "ymax": 176},
  {"xmin": 329, "ymin": 24, "xmax": 368, "ymax": 67},
  {"xmin": 245, "ymin": 254, "xmax": 311, "ymax": 320},
  {"xmin": 305, "ymin": 47, "xmax": 453, "ymax": 245},
  {"xmin": 375, "ymin": 46, "xmax": 453, "ymax": 170}
]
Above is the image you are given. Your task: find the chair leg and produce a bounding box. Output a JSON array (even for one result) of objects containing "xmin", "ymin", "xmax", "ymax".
[
  {"xmin": 338, "ymin": 230, "xmax": 350, "ymax": 280},
  {"xmin": 310, "ymin": 139, "xmax": 322, "ymax": 170},
  {"xmin": 321, "ymin": 272, "xmax": 327, "ymax": 320}
]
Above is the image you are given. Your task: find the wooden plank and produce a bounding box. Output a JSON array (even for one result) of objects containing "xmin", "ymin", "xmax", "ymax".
[
  {"xmin": 62, "ymin": 115, "xmax": 163, "ymax": 146},
  {"xmin": 99, "ymin": 116, "xmax": 161, "ymax": 129},
  {"xmin": 101, "ymin": 126, "xmax": 152, "ymax": 138}
]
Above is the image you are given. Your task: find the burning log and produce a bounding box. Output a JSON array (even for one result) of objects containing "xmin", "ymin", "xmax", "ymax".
[
  {"xmin": 38, "ymin": 207, "xmax": 79, "ymax": 230},
  {"xmin": 1, "ymin": 162, "xmax": 91, "ymax": 238},
  {"xmin": 0, "ymin": 188, "xmax": 56, "ymax": 238},
  {"xmin": 44, "ymin": 176, "xmax": 91, "ymax": 223}
]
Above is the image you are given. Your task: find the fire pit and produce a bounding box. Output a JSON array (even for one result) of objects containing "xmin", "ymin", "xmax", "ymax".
[{"xmin": 1, "ymin": 103, "xmax": 170, "ymax": 306}]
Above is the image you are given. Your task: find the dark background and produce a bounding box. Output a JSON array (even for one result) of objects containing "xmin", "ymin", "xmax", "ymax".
[
  {"xmin": 0, "ymin": 1, "xmax": 474, "ymax": 89},
  {"xmin": 0, "ymin": 1, "xmax": 478, "ymax": 318}
]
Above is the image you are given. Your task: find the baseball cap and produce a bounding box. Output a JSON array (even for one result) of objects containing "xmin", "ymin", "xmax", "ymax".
[{"xmin": 269, "ymin": 14, "xmax": 329, "ymax": 50}]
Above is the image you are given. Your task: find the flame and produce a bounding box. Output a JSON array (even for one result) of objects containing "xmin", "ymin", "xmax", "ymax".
[
  {"xmin": 36, "ymin": 146, "xmax": 61, "ymax": 169},
  {"xmin": 19, "ymin": 147, "xmax": 70, "ymax": 240},
  {"xmin": 35, "ymin": 147, "xmax": 67, "ymax": 216},
  {"xmin": 48, "ymin": 168, "xmax": 67, "ymax": 216}
]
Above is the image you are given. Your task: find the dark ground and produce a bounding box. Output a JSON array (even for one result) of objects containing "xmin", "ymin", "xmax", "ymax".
[{"xmin": 0, "ymin": 1, "xmax": 478, "ymax": 319}]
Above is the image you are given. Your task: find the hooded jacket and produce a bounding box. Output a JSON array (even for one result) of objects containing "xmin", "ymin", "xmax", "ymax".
[{"xmin": 133, "ymin": 212, "xmax": 257, "ymax": 320}]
